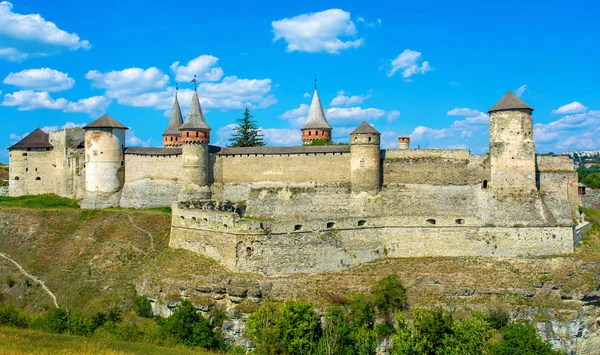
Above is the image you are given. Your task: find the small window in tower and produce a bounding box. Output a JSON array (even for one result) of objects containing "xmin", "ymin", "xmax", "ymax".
[
  {"xmin": 14, "ymin": 176, "xmax": 19, "ymax": 180},
  {"xmin": 360, "ymin": 159, "xmax": 365, "ymax": 167},
  {"xmin": 35, "ymin": 177, "xmax": 41, "ymax": 181},
  {"xmin": 368, "ymin": 136, "xmax": 372, "ymax": 142},
  {"xmin": 358, "ymin": 220, "xmax": 367, "ymax": 227},
  {"xmin": 35, "ymin": 168, "xmax": 37, "ymax": 171},
  {"xmin": 22, "ymin": 153, "xmax": 27, "ymax": 156},
  {"xmin": 482, "ymin": 180, "xmax": 488, "ymax": 189},
  {"xmin": 327, "ymin": 222, "xmax": 335, "ymax": 229},
  {"xmin": 196, "ymin": 131, "xmax": 199, "ymax": 137},
  {"xmin": 426, "ymin": 219, "xmax": 436, "ymax": 225},
  {"xmin": 455, "ymin": 219, "xmax": 465, "ymax": 225},
  {"xmin": 316, "ymin": 131, "xmax": 319, "ymax": 136},
  {"xmin": 170, "ymin": 136, "xmax": 173, "ymax": 141},
  {"xmin": 294, "ymin": 224, "xmax": 302, "ymax": 231},
  {"xmin": 308, "ymin": 131, "xmax": 311, "ymax": 136},
  {"xmin": 186, "ymin": 132, "xmax": 189, "ymax": 138}
]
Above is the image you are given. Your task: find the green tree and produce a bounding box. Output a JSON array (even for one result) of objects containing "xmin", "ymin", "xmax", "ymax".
[
  {"xmin": 160, "ymin": 300, "xmax": 219, "ymax": 348},
  {"xmin": 229, "ymin": 107, "xmax": 265, "ymax": 147},
  {"xmin": 491, "ymin": 322, "xmax": 561, "ymax": 355},
  {"xmin": 279, "ymin": 301, "xmax": 320, "ymax": 355},
  {"xmin": 133, "ymin": 295, "xmax": 153, "ymax": 318},
  {"xmin": 246, "ymin": 299, "xmax": 284, "ymax": 355},
  {"xmin": 371, "ymin": 274, "xmax": 408, "ymax": 315}
]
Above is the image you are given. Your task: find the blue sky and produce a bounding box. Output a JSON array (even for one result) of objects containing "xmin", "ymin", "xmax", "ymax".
[{"xmin": 1, "ymin": 0, "xmax": 599, "ymax": 163}]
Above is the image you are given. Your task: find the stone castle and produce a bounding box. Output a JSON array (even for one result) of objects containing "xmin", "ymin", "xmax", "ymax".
[{"xmin": 7, "ymin": 88, "xmax": 584, "ymax": 274}]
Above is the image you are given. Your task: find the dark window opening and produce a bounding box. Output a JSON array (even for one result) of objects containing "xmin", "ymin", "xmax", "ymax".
[
  {"xmin": 22, "ymin": 153, "xmax": 27, "ymax": 156},
  {"xmin": 358, "ymin": 220, "xmax": 366, "ymax": 226},
  {"xmin": 180, "ymin": 216, "xmax": 184, "ymax": 219},
  {"xmin": 246, "ymin": 246, "xmax": 253, "ymax": 256},
  {"xmin": 191, "ymin": 217, "xmax": 196, "ymax": 221},
  {"xmin": 186, "ymin": 132, "xmax": 189, "ymax": 138},
  {"xmin": 196, "ymin": 131, "xmax": 199, "ymax": 137},
  {"xmin": 308, "ymin": 131, "xmax": 311, "ymax": 136},
  {"xmin": 35, "ymin": 177, "xmax": 41, "ymax": 181},
  {"xmin": 482, "ymin": 180, "xmax": 488, "ymax": 189},
  {"xmin": 426, "ymin": 219, "xmax": 436, "ymax": 225},
  {"xmin": 368, "ymin": 136, "xmax": 372, "ymax": 142},
  {"xmin": 455, "ymin": 219, "xmax": 465, "ymax": 225},
  {"xmin": 14, "ymin": 176, "xmax": 19, "ymax": 180},
  {"xmin": 327, "ymin": 222, "xmax": 335, "ymax": 229},
  {"xmin": 294, "ymin": 224, "xmax": 302, "ymax": 231}
]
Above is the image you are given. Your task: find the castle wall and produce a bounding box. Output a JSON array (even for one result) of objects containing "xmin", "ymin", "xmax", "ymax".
[
  {"xmin": 382, "ymin": 149, "xmax": 490, "ymax": 186},
  {"xmin": 120, "ymin": 153, "xmax": 183, "ymax": 208},
  {"xmin": 536, "ymin": 155, "xmax": 579, "ymax": 223},
  {"xmin": 213, "ymin": 151, "xmax": 350, "ymax": 184},
  {"xmin": 49, "ymin": 128, "xmax": 85, "ymax": 200},
  {"xmin": 169, "ymin": 205, "xmax": 574, "ymax": 275}
]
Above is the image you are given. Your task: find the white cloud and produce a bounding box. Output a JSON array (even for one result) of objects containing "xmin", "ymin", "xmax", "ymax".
[
  {"xmin": 1, "ymin": 90, "xmax": 109, "ymax": 116},
  {"xmin": 259, "ymin": 128, "xmax": 301, "ymax": 146},
  {"xmin": 326, "ymin": 107, "xmax": 386, "ymax": 121},
  {"xmin": 272, "ymin": 9, "xmax": 363, "ymax": 54},
  {"xmin": 303, "ymin": 92, "xmax": 311, "ymax": 98},
  {"xmin": 551, "ymin": 101, "xmax": 588, "ymax": 115},
  {"xmin": 534, "ymin": 110, "xmax": 600, "ymax": 152},
  {"xmin": 515, "ymin": 84, "xmax": 527, "ymax": 97},
  {"xmin": 0, "ymin": 1, "xmax": 90, "ymax": 61},
  {"xmin": 3, "ymin": 68, "xmax": 74, "ymax": 91},
  {"xmin": 85, "ymin": 67, "xmax": 169, "ymax": 98},
  {"xmin": 388, "ymin": 49, "xmax": 432, "ymax": 80},
  {"xmin": 170, "ymin": 55, "xmax": 224, "ymax": 82},
  {"xmin": 126, "ymin": 130, "xmax": 151, "ymax": 147},
  {"xmin": 41, "ymin": 122, "xmax": 86, "ymax": 133},
  {"xmin": 279, "ymin": 103, "xmax": 310, "ymax": 127},
  {"xmin": 357, "ymin": 16, "xmax": 382, "ymax": 28},
  {"xmin": 447, "ymin": 108, "xmax": 482, "ymax": 117},
  {"xmin": 387, "ymin": 110, "xmax": 400, "ymax": 123},
  {"xmin": 329, "ymin": 90, "xmax": 370, "ymax": 106},
  {"xmin": 9, "ymin": 132, "xmax": 27, "ymax": 141}
]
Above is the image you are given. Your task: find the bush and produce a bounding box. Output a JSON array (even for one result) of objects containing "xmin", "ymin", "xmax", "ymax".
[
  {"xmin": 160, "ymin": 300, "xmax": 220, "ymax": 349},
  {"xmin": 133, "ymin": 295, "xmax": 153, "ymax": 318},
  {"xmin": 0, "ymin": 303, "xmax": 29, "ymax": 328},
  {"xmin": 371, "ymin": 274, "xmax": 408, "ymax": 314},
  {"xmin": 486, "ymin": 308, "xmax": 510, "ymax": 330},
  {"xmin": 491, "ymin": 322, "xmax": 562, "ymax": 355},
  {"xmin": 40, "ymin": 308, "xmax": 70, "ymax": 334}
]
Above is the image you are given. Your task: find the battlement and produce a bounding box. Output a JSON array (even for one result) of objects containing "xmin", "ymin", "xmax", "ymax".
[{"xmin": 384, "ymin": 148, "xmax": 471, "ymax": 160}]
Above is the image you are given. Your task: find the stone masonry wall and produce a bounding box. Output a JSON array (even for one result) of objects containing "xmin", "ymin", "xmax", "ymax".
[
  {"xmin": 120, "ymin": 154, "xmax": 183, "ymax": 208},
  {"xmin": 213, "ymin": 152, "xmax": 350, "ymax": 184},
  {"xmin": 170, "ymin": 204, "xmax": 574, "ymax": 275}
]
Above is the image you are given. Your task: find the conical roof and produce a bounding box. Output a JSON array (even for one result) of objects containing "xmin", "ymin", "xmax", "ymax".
[
  {"xmin": 351, "ymin": 121, "xmax": 380, "ymax": 135},
  {"xmin": 163, "ymin": 94, "xmax": 183, "ymax": 136},
  {"xmin": 488, "ymin": 91, "xmax": 533, "ymax": 113},
  {"xmin": 301, "ymin": 88, "xmax": 332, "ymax": 130},
  {"xmin": 180, "ymin": 90, "xmax": 210, "ymax": 131},
  {"xmin": 8, "ymin": 128, "xmax": 53, "ymax": 150},
  {"xmin": 83, "ymin": 114, "xmax": 128, "ymax": 130}
]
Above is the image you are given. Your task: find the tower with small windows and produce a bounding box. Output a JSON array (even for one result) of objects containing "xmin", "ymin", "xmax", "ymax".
[
  {"xmin": 488, "ymin": 91, "xmax": 536, "ymax": 192},
  {"xmin": 163, "ymin": 92, "xmax": 183, "ymax": 147},
  {"xmin": 178, "ymin": 89, "xmax": 212, "ymax": 200},
  {"xmin": 350, "ymin": 121, "xmax": 381, "ymax": 195},
  {"xmin": 301, "ymin": 84, "xmax": 332, "ymax": 145},
  {"xmin": 82, "ymin": 114, "xmax": 128, "ymax": 207},
  {"xmin": 398, "ymin": 135, "xmax": 410, "ymax": 150}
]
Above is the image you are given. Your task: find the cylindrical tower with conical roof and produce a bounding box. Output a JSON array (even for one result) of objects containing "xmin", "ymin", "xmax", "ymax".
[
  {"xmin": 163, "ymin": 93, "xmax": 183, "ymax": 147},
  {"xmin": 179, "ymin": 90, "xmax": 212, "ymax": 200},
  {"xmin": 488, "ymin": 91, "xmax": 536, "ymax": 192},
  {"xmin": 301, "ymin": 88, "xmax": 332, "ymax": 145},
  {"xmin": 350, "ymin": 121, "xmax": 381, "ymax": 195}
]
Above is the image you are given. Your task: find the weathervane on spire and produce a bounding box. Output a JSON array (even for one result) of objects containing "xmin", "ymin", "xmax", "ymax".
[
  {"xmin": 191, "ymin": 75, "xmax": 197, "ymax": 91},
  {"xmin": 314, "ymin": 74, "xmax": 317, "ymax": 90}
]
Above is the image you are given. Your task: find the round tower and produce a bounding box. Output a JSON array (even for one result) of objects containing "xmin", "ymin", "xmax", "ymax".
[
  {"xmin": 163, "ymin": 92, "xmax": 183, "ymax": 147},
  {"xmin": 398, "ymin": 135, "xmax": 410, "ymax": 150},
  {"xmin": 301, "ymin": 87, "xmax": 332, "ymax": 145},
  {"xmin": 350, "ymin": 121, "xmax": 381, "ymax": 195},
  {"xmin": 82, "ymin": 114, "xmax": 128, "ymax": 207},
  {"xmin": 488, "ymin": 91, "xmax": 535, "ymax": 192},
  {"xmin": 179, "ymin": 89, "xmax": 212, "ymax": 200}
]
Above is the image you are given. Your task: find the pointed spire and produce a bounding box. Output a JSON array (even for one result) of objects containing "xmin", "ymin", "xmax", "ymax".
[
  {"xmin": 301, "ymin": 87, "xmax": 332, "ymax": 130},
  {"xmin": 488, "ymin": 90, "xmax": 533, "ymax": 113},
  {"xmin": 180, "ymin": 90, "xmax": 211, "ymax": 130},
  {"xmin": 163, "ymin": 93, "xmax": 184, "ymax": 136}
]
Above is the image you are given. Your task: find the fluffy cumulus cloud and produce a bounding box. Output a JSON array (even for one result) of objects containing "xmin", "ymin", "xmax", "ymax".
[
  {"xmin": 41, "ymin": 122, "xmax": 86, "ymax": 133},
  {"xmin": 272, "ymin": 9, "xmax": 363, "ymax": 54},
  {"xmin": 213, "ymin": 123, "xmax": 300, "ymax": 146},
  {"xmin": 3, "ymin": 68, "xmax": 74, "ymax": 91},
  {"xmin": 126, "ymin": 130, "xmax": 151, "ymax": 147},
  {"xmin": 409, "ymin": 107, "xmax": 489, "ymax": 152},
  {"xmin": 85, "ymin": 61, "xmax": 276, "ymax": 114},
  {"xmin": 535, "ymin": 102, "xmax": 600, "ymax": 152},
  {"xmin": 329, "ymin": 90, "xmax": 370, "ymax": 106},
  {"xmin": 327, "ymin": 107, "xmax": 386, "ymax": 121},
  {"xmin": 0, "ymin": 1, "xmax": 90, "ymax": 61},
  {"xmin": 1, "ymin": 90, "xmax": 110, "ymax": 116},
  {"xmin": 170, "ymin": 55, "xmax": 224, "ymax": 82},
  {"xmin": 387, "ymin": 110, "xmax": 400, "ymax": 123},
  {"xmin": 387, "ymin": 49, "xmax": 432, "ymax": 80},
  {"xmin": 551, "ymin": 101, "xmax": 588, "ymax": 115}
]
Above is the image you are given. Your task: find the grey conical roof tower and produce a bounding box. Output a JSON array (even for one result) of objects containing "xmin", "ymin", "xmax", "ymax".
[
  {"xmin": 488, "ymin": 91, "xmax": 533, "ymax": 113},
  {"xmin": 351, "ymin": 121, "xmax": 380, "ymax": 135},
  {"xmin": 302, "ymin": 88, "xmax": 332, "ymax": 130},
  {"xmin": 163, "ymin": 94, "xmax": 183, "ymax": 136},
  {"xmin": 180, "ymin": 90, "xmax": 211, "ymax": 131}
]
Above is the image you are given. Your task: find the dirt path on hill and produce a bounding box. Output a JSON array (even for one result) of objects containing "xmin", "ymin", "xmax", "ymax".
[
  {"xmin": 119, "ymin": 213, "xmax": 154, "ymax": 250},
  {"xmin": 0, "ymin": 252, "xmax": 59, "ymax": 308}
]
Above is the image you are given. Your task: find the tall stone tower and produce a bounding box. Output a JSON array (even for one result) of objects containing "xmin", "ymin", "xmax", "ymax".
[
  {"xmin": 488, "ymin": 91, "xmax": 536, "ymax": 192},
  {"xmin": 179, "ymin": 89, "xmax": 212, "ymax": 200},
  {"xmin": 301, "ymin": 87, "xmax": 332, "ymax": 145},
  {"xmin": 81, "ymin": 114, "xmax": 128, "ymax": 208},
  {"xmin": 163, "ymin": 92, "xmax": 183, "ymax": 147},
  {"xmin": 350, "ymin": 121, "xmax": 381, "ymax": 195}
]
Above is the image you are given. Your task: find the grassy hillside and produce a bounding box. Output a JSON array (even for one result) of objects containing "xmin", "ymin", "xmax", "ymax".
[
  {"xmin": 0, "ymin": 326, "xmax": 217, "ymax": 354},
  {"xmin": 0, "ymin": 163, "xmax": 7, "ymax": 187},
  {"xmin": 0, "ymin": 195, "xmax": 599, "ymax": 319}
]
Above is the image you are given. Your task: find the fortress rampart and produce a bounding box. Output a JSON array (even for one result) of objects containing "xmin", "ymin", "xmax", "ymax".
[{"xmin": 7, "ymin": 90, "xmax": 584, "ymax": 275}]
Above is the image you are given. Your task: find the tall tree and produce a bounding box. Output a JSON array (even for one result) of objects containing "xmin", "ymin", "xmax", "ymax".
[{"xmin": 229, "ymin": 107, "xmax": 265, "ymax": 147}]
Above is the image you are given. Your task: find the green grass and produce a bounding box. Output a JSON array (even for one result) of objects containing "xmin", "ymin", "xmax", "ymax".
[
  {"xmin": 583, "ymin": 207, "xmax": 600, "ymax": 227},
  {"xmin": 0, "ymin": 326, "xmax": 217, "ymax": 354},
  {"xmin": 0, "ymin": 194, "xmax": 80, "ymax": 209}
]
